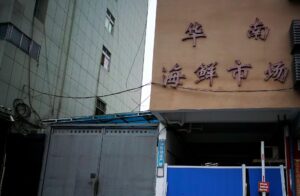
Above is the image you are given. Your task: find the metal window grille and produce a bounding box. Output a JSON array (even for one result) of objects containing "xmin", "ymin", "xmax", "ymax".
[
  {"xmin": 100, "ymin": 46, "xmax": 111, "ymax": 70},
  {"xmin": 95, "ymin": 97, "xmax": 106, "ymax": 115},
  {"xmin": 105, "ymin": 9, "xmax": 115, "ymax": 34},
  {"xmin": 292, "ymin": 54, "xmax": 300, "ymax": 90},
  {"xmin": 8, "ymin": 26, "xmax": 22, "ymax": 47},
  {"xmin": 0, "ymin": 23, "xmax": 41, "ymax": 60},
  {"xmin": 20, "ymin": 34, "xmax": 31, "ymax": 52},
  {"xmin": 29, "ymin": 41, "xmax": 41, "ymax": 60},
  {"xmin": 290, "ymin": 20, "xmax": 300, "ymax": 54}
]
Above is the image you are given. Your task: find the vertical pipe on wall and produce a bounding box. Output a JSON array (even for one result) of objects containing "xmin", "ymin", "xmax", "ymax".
[
  {"xmin": 0, "ymin": 154, "xmax": 6, "ymax": 196},
  {"xmin": 280, "ymin": 165, "xmax": 287, "ymax": 196},
  {"xmin": 289, "ymin": 134, "xmax": 296, "ymax": 196},
  {"xmin": 0, "ymin": 118, "xmax": 11, "ymax": 196},
  {"xmin": 55, "ymin": 0, "xmax": 77, "ymax": 118},
  {"xmin": 155, "ymin": 123, "xmax": 167, "ymax": 196},
  {"xmin": 163, "ymin": 163, "xmax": 168, "ymax": 196},
  {"xmin": 38, "ymin": 127, "xmax": 53, "ymax": 196},
  {"xmin": 284, "ymin": 125, "xmax": 292, "ymax": 195},
  {"xmin": 261, "ymin": 141, "xmax": 266, "ymax": 196}
]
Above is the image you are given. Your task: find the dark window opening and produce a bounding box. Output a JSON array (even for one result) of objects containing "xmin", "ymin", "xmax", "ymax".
[
  {"xmin": 105, "ymin": 9, "xmax": 115, "ymax": 34},
  {"xmin": 100, "ymin": 46, "xmax": 111, "ymax": 71},
  {"xmin": 8, "ymin": 26, "xmax": 22, "ymax": 46},
  {"xmin": 34, "ymin": 0, "xmax": 49, "ymax": 23},
  {"xmin": 95, "ymin": 97, "xmax": 106, "ymax": 115},
  {"xmin": 29, "ymin": 41, "xmax": 41, "ymax": 60},
  {"xmin": 0, "ymin": 24, "xmax": 7, "ymax": 39},
  {"xmin": 166, "ymin": 123, "xmax": 285, "ymax": 166},
  {"xmin": 20, "ymin": 35, "xmax": 31, "ymax": 52},
  {"xmin": 0, "ymin": 23, "xmax": 41, "ymax": 60}
]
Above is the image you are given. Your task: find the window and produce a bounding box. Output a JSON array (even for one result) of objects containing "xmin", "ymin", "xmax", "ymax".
[
  {"xmin": 100, "ymin": 46, "xmax": 111, "ymax": 70},
  {"xmin": 20, "ymin": 34, "xmax": 31, "ymax": 52},
  {"xmin": 29, "ymin": 41, "xmax": 41, "ymax": 60},
  {"xmin": 0, "ymin": 24, "xmax": 7, "ymax": 39},
  {"xmin": 34, "ymin": 0, "xmax": 49, "ymax": 23},
  {"xmin": 95, "ymin": 97, "xmax": 106, "ymax": 115},
  {"xmin": 105, "ymin": 9, "xmax": 115, "ymax": 34},
  {"xmin": 0, "ymin": 23, "xmax": 41, "ymax": 60},
  {"xmin": 8, "ymin": 26, "xmax": 22, "ymax": 46}
]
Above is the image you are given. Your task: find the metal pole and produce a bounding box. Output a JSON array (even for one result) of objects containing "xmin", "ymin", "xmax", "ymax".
[
  {"xmin": 283, "ymin": 126, "xmax": 291, "ymax": 195},
  {"xmin": 242, "ymin": 164, "xmax": 247, "ymax": 196},
  {"xmin": 0, "ymin": 154, "xmax": 6, "ymax": 196},
  {"xmin": 261, "ymin": 141, "xmax": 266, "ymax": 196},
  {"xmin": 280, "ymin": 165, "xmax": 287, "ymax": 196},
  {"xmin": 289, "ymin": 136, "xmax": 297, "ymax": 196},
  {"xmin": 164, "ymin": 163, "xmax": 168, "ymax": 196}
]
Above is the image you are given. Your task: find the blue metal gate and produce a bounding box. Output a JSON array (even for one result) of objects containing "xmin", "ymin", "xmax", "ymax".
[
  {"xmin": 167, "ymin": 166, "xmax": 286, "ymax": 196},
  {"xmin": 248, "ymin": 167, "xmax": 285, "ymax": 196}
]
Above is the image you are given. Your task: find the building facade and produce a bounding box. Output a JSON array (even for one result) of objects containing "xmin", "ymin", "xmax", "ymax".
[
  {"xmin": 151, "ymin": 0, "xmax": 300, "ymax": 110},
  {"xmin": 0, "ymin": 0, "xmax": 148, "ymax": 119},
  {"xmin": 150, "ymin": 0, "xmax": 300, "ymax": 195}
]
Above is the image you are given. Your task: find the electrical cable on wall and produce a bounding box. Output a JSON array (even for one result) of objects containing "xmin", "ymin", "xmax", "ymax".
[
  {"xmin": 131, "ymin": 95, "xmax": 150, "ymax": 112},
  {"xmin": 42, "ymin": 18, "xmax": 56, "ymax": 116},
  {"xmin": 125, "ymin": 1, "xmax": 149, "ymax": 88},
  {"xmin": 151, "ymin": 82, "xmax": 293, "ymax": 93},
  {"xmin": 21, "ymin": 3, "xmax": 44, "ymax": 128},
  {"xmin": 27, "ymin": 83, "xmax": 151, "ymax": 99},
  {"xmin": 26, "ymin": 81, "xmax": 294, "ymax": 102},
  {"xmin": 55, "ymin": 0, "xmax": 78, "ymax": 118},
  {"xmin": 12, "ymin": 99, "xmax": 43, "ymax": 130}
]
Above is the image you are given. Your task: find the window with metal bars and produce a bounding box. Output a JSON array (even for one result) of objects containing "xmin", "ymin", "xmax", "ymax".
[
  {"xmin": 290, "ymin": 20, "xmax": 300, "ymax": 54},
  {"xmin": 100, "ymin": 45, "xmax": 111, "ymax": 71},
  {"xmin": 105, "ymin": 9, "xmax": 115, "ymax": 34},
  {"xmin": 0, "ymin": 23, "xmax": 41, "ymax": 60},
  {"xmin": 34, "ymin": 0, "xmax": 49, "ymax": 23},
  {"xmin": 95, "ymin": 97, "xmax": 106, "ymax": 115}
]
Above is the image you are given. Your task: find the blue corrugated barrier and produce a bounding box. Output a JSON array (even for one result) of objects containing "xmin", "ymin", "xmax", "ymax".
[
  {"xmin": 248, "ymin": 168, "xmax": 283, "ymax": 196},
  {"xmin": 167, "ymin": 166, "xmax": 285, "ymax": 196},
  {"xmin": 167, "ymin": 167, "xmax": 243, "ymax": 196}
]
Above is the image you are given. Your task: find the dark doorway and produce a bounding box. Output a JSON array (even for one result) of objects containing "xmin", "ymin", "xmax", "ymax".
[
  {"xmin": 1, "ymin": 133, "xmax": 45, "ymax": 196},
  {"xmin": 166, "ymin": 123, "xmax": 285, "ymax": 166}
]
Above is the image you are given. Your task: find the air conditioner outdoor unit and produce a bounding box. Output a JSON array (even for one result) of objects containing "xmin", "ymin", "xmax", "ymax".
[
  {"xmin": 290, "ymin": 20, "xmax": 300, "ymax": 54},
  {"xmin": 292, "ymin": 54, "xmax": 300, "ymax": 90}
]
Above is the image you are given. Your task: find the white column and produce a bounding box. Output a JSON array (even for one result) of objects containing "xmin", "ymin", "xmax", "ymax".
[
  {"xmin": 242, "ymin": 164, "xmax": 246, "ymax": 196},
  {"xmin": 261, "ymin": 141, "xmax": 266, "ymax": 196},
  {"xmin": 280, "ymin": 165, "xmax": 287, "ymax": 196},
  {"xmin": 155, "ymin": 123, "xmax": 167, "ymax": 196}
]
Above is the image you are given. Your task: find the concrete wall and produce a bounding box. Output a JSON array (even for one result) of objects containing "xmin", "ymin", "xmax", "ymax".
[
  {"xmin": 150, "ymin": 0, "xmax": 300, "ymax": 110},
  {"xmin": 0, "ymin": 0, "xmax": 147, "ymax": 119}
]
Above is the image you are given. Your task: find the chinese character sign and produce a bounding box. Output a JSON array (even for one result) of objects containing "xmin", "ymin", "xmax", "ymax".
[
  {"xmin": 247, "ymin": 18, "xmax": 270, "ymax": 41},
  {"xmin": 227, "ymin": 60, "xmax": 252, "ymax": 86},
  {"xmin": 157, "ymin": 140, "xmax": 166, "ymax": 168},
  {"xmin": 159, "ymin": 17, "xmax": 290, "ymax": 88},
  {"xmin": 264, "ymin": 61, "xmax": 289, "ymax": 83},
  {"xmin": 163, "ymin": 64, "xmax": 186, "ymax": 88},
  {"xmin": 182, "ymin": 22, "xmax": 206, "ymax": 47},
  {"xmin": 194, "ymin": 62, "xmax": 218, "ymax": 87}
]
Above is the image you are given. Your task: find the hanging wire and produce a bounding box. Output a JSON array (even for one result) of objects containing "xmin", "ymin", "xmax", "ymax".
[
  {"xmin": 131, "ymin": 95, "xmax": 150, "ymax": 112},
  {"xmin": 125, "ymin": 0, "xmax": 149, "ymax": 88},
  {"xmin": 27, "ymin": 83, "xmax": 151, "ymax": 99},
  {"xmin": 151, "ymin": 82, "xmax": 293, "ymax": 93},
  {"xmin": 26, "ymin": 80, "xmax": 294, "ymax": 103}
]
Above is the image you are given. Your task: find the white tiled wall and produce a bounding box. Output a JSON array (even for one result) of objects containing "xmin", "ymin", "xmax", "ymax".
[{"xmin": 0, "ymin": 0, "xmax": 147, "ymax": 119}]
